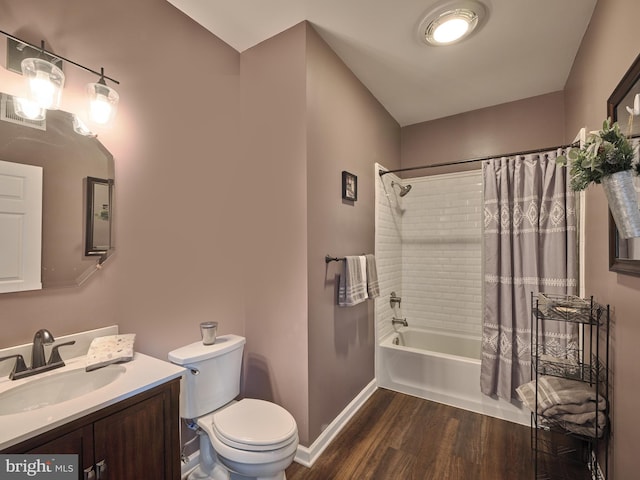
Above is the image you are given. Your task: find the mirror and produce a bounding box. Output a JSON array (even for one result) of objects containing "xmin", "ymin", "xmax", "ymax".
[
  {"xmin": 608, "ymin": 53, "xmax": 640, "ymax": 276},
  {"xmin": 0, "ymin": 92, "xmax": 115, "ymax": 290},
  {"xmin": 85, "ymin": 177, "xmax": 113, "ymax": 256}
]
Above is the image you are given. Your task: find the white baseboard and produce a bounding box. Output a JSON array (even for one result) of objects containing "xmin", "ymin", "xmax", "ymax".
[
  {"xmin": 181, "ymin": 380, "xmax": 378, "ymax": 473},
  {"xmin": 293, "ymin": 379, "xmax": 377, "ymax": 468}
]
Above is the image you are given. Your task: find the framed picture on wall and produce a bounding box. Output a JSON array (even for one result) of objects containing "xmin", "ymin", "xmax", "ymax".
[{"xmin": 342, "ymin": 171, "xmax": 357, "ymax": 201}]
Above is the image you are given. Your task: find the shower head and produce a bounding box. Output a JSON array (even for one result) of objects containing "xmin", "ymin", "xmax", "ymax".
[{"xmin": 391, "ymin": 181, "xmax": 412, "ymax": 197}]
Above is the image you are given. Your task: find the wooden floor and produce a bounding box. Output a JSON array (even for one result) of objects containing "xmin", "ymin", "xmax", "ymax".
[{"xmin": 285, "ymin": 389, "xmax": 590, "ymax": 480}]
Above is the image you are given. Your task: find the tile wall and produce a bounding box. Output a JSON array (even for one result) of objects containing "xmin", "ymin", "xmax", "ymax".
[{"xmin": 375, "ymin": 165, "xmax": 483, "ymax": 341}]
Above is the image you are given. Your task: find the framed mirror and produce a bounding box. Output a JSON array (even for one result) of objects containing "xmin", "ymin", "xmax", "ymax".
[
  {"xmin": 608, "ymin": 53, "xmax": 640, "ymax": 276},
  {"xmin": 85, "ymin": 177, "xmax": 113, "ymax": 256},
  {"xmin": 0, "ymin": 92, "xmax": 115, "ymax": 290}
]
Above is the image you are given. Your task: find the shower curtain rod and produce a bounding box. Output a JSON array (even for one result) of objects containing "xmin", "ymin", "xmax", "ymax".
[{"xmin": 378, "ymin": 141, "xmax": 580, "ymax": 177}]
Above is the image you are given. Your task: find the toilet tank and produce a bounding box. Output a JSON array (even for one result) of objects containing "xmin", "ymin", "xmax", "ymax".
[{"xmin": 168, "ymin": 334, "xmax": 246, "ymax": 419}]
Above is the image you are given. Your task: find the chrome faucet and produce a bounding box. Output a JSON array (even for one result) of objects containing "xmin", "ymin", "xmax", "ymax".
[
  {"xmin": 31, "ymin": 329, "xmax": 55, "ymax": 369},
  {"xmin": 0, "ymin": 329, "xmax": 75, "ymax": 380},
  {"xmin": 392, "ymin": 317, "xmax": 408, "ymax": 327}
]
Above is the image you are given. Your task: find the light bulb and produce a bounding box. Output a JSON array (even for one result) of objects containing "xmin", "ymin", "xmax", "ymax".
[
  {"xmin": 433, "ymin": 17, "xmax": 470, "ymax": 44},
  {"xmin": 30, "ymin": 72, "xmax": 56, "ymax": 109},
  {"xmin": 14, "ymin": 97, "xmax": 46, "ymax": 121},
  {"xmin": 21, "ymin": 58, "xmax": 65, "ymax": 110},
  {"xmin": 87, "ymin": 81, "xmax": 119, "ymax": 125},
  {"xmin": 90, "ymin": 95, "xmax": 113, "ymax": 124}
]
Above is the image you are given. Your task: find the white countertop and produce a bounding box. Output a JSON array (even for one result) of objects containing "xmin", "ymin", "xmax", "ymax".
[{"xmin": 0, "ymin": 353, "xmax": 185, "ymax": 450}]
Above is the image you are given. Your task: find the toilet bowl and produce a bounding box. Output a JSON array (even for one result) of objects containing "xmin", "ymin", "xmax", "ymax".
[
  {"xmin": 199, "ymin": 399, "xmax": 298, "ymax": 480},
  {"xmin": 168, "ymin": 335, "xmax": 299, "ymax": 480}
]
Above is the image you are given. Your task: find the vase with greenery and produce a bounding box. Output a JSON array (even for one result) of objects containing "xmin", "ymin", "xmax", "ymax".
[{"xmin": 558, "ymin": 118, "xmax": 640, "ymax": 238}]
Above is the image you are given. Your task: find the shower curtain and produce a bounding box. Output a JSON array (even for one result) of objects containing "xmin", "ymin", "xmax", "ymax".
[{"xmin": 480, "ymin": 151, "xmax": 577, "ymax": 401}]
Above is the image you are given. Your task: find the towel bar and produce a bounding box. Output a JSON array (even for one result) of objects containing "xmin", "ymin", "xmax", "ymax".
[{"xmin": 325, "ymin": 254, "xmax": 368, "ymax": 263}]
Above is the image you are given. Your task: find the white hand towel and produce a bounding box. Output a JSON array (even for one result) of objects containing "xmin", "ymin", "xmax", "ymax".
[
  {"xmin": 359, "ymin": 256, "xmax": 369, "ymax": 300},
  {"xmin": 338, "ymin": 256, "xmax": 368, "ymax": 306},
  {"xmin": 365, "ymin": 254, "xmax": 380, "ymax": 298}
]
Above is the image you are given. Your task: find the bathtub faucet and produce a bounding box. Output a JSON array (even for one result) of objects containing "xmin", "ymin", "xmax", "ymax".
[
  {"xmin": 389, "ymin": 292, "xmax": 401, "ymax": 308},
  {"xmin": 392, "ymin": 317, "xmax": 408, "ymax": 327}
]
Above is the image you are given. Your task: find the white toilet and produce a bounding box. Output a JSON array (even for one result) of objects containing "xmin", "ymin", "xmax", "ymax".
[{"xmin": 169, "ymin": 334, "xmax": 298, "ymax": 480}]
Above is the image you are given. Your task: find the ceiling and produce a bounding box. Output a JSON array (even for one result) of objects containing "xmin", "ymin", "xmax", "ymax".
[{"xmin": 166, "ymin": 0, "xmax": 597, "ymax": 127}]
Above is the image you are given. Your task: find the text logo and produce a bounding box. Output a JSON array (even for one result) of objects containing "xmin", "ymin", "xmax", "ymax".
[{"xmin": 0, "ymin": 455, "xmax": 77, "ymax": 480}]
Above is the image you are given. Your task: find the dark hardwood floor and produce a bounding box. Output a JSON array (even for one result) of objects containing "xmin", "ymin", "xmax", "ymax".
[{"xmin": 285, "ymin": 388, "xmax": 590, "ymax": 480}]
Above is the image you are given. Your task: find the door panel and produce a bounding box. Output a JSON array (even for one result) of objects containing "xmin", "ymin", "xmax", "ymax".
[{"xmin": 0, "ymin": 159, "xmax": 42, "ymax": 293}]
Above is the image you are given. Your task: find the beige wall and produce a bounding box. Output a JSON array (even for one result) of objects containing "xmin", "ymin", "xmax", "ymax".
[
  {"xmin": 564, "ymin": 0, "xmax": 640, "ymax": 477},
  {"xmin": 239, "ymin": 23, "xmax": 311, "ymax": 444},
  {"xmin": 0, "ymin": 1, "xmax": 243, "ymax": 381},
  {"xmin": 305, "ymin": 25, "xmax": 401, "ymax": 442},
  {"xmin": 3, "ymin": 0, "xmax": 638, "ymax": 473},
  {"xmin": 401, "ymin": 91, "xmax": 566, "ymax": 177},
  {"xmin": 0, "ymin": 3, "xmax": 396, "ymax": 449}
]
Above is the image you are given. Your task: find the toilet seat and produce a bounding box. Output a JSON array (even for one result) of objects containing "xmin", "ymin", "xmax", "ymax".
[{"xmin": 212, "ymin": 399, "xmax": 297, "ymax": 452}]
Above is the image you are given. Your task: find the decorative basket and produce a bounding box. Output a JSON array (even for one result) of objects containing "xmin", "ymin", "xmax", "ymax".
[{"xmin": 601, "ymin": 170, "xmax": 640, "ymax": 239}]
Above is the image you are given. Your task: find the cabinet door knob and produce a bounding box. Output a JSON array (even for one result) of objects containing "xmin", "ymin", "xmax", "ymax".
[
  {"xmin": 84, "ymin": 466, "xmax": 95, "ymax": 480},
  {"xmin": 96, "ymin": 460, "xmax": 107, "ymax": 479}
]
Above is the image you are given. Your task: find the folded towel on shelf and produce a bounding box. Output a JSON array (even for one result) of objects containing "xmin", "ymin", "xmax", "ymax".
[
  {"xmin": 517, "ymin": 375, "xmax": 608, "ymax": 438},
  {"xmin": 544, "ymin": 397, "xmax": 607, "ymax": 417},
  {"xmin": 338, "ymin": 256, "xmax": 368, "ymax": 307},
  {"xmin": 561, "ymin": 416, "xmax": 607, "ymax": 438},
  {"xmin": 516, "ymin": 375, "xmax": 605, "ymax": 414},
  {"xmin": 555, "ymin": 410, "xmax": 607, "ymax": 427},
  {"xmin": 365, "ymin": 254, "xmax": 380, "ymax": 298},
  {"xmin": 86, "ymin": 334, "xmax": 136, "ymax": 372}
]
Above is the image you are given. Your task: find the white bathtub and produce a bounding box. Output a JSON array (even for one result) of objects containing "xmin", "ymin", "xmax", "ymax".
[{"xmin": 377, "ymin": 327, "xmax": 529, "ymax": 425}]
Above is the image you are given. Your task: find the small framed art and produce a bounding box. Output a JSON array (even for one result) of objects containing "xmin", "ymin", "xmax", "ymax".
[{"xmin": 342, "ymin": 171, "xmax": 357, "ymax": 201}]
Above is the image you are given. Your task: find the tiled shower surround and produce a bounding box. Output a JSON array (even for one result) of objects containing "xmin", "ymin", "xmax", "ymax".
[{"xmin": 375, "ymin": 165, "xmax": 483, "ymax": 343}]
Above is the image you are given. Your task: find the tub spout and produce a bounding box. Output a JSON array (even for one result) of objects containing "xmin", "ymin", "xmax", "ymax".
[{"xmin": 392, "ymin": 317, "xmax": 408, "ymax": 327}]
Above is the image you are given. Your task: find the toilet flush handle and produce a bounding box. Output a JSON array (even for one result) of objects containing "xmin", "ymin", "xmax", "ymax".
[{"xmin": 188, "ymin": 367, "xmax": 199, "ymax": 376}]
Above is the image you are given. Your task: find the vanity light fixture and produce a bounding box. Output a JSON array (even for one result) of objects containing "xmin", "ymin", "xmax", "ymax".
[
  {"xmin": 1, "ymin": 30, "xmax": 120, "ymax": 126},
  {"xmin": 13, "ymin": 97, "xmax": 46, "ymax": 121},
  {"xmin": 87, "ymin": 68, "xmax": 119, "ymax": 125},
  {"xmin": 418, "ymin": 0, "xmax": 486, "ymax": 46},
  {"xmin": 21, "ymin": 55, "xmax": 65, "ymax": 110}
]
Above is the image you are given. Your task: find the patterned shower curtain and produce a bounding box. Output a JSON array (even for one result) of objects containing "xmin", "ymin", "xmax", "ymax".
[{"xmin": 480, "ymin": 151, "xmax": 578, "ymax": 401}]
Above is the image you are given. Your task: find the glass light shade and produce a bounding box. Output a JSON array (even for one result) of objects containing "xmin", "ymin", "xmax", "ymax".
[
  {"xmin": 13, "ymin": 97, "xmax": 46, "ymax": 121},
  {"xmin": 20, "ymin": 58, "xmax": 65, "ymax": 110},
  {"xmin": 72, "ymin": 115, "xmax": 96, "ymax": 137},
  {"xmin": 87, "ymin": 82, "xmax": 119, "ymax": 125},
  {"xmin": 425, "ymin": 9, "xmax": 478, "ymax": 45}
]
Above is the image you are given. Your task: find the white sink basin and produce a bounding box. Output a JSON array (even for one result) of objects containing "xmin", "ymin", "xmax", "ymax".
[{"xmin": 0, "ymin": 365, "xmax": 126, "ymax": 416}]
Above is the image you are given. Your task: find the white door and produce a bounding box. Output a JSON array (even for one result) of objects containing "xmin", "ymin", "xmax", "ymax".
[{"xmin": 0, "ymin": 159, "xmax": 43, "ymax": 293}]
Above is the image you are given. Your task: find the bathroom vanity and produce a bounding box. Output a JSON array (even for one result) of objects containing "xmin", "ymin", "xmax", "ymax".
[{"xmin": 0, "ymin": 352, "xmax": 185, "ymax": 480}]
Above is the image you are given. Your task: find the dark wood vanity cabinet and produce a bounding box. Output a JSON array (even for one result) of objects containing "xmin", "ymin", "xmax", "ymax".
[{"xmin": 2, "ymin": 379, "xmax": 181, "ymax": 480}]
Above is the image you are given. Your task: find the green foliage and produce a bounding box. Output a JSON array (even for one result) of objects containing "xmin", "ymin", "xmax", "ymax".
[{"xmin": 557, "ymin": 118, "xmax": 636, "ymax": 191}]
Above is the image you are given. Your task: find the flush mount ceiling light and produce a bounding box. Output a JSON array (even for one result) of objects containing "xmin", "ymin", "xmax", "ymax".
[{"xmin": 418, "ymin": 0, "xmax": 487, "ymax": 46}]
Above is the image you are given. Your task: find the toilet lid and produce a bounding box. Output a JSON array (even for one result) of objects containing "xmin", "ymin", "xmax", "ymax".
[{"xmin": 212, "ymin": 399, "xmax": 297, "ymax": 451}]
